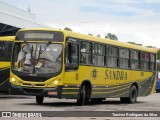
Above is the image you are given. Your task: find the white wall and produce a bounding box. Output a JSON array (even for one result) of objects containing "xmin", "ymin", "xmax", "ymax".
[{"xmin": 0, "ymin": 1, "xmax": 48, "ymax": 28}]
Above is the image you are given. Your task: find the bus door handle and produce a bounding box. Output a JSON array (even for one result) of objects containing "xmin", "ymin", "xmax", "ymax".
[{"xmin": 76, "ymin": 73, "xmax": 78, "ymax": 80}]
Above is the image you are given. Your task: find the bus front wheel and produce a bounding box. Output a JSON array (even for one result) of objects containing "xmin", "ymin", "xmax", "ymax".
[
  {"xmin": 77, "ymin": 85, "xmax": 86, "ymax": 106},
  {"xmin": 36, "ymin": 96, "xmax": 44, "ymax": 104}
]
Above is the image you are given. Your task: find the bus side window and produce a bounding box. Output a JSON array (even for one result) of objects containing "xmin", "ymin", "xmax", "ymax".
[
  {"xmin": 0, "ymin": 41, "xmax": 12, "ymax": 61},
  {"xmin": 65, "ymin": 42, "xmax": 79, "ymax": 70}
]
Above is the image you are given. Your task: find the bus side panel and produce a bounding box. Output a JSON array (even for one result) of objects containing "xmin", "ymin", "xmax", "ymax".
[
  {"xmin": 63, "ymin": 65, "xmax": 156, "ymax": 99},
  {"xmin": 62, "ymin": 71, "xmax": 80, "ymax": 99},
  {"xmin": 0, "ymin": 62, "xmax": 10, "ymax": 92},
  {"xmin": 102, "ymin": 70, "xmax": 155, "ymax": 98},
  {"xmin": 62, "ymin": 66, "xmax": 106, "ymax": 99},
  {"xmin": 138, "ymin": 72, "xmax": 156, "ymax": 97}
]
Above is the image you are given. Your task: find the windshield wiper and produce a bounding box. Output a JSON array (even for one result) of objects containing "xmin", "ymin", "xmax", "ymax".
[
  {"xmin": 24, "ymin": 41, "xmax": 33, "ymax": 53},
  {"xmin": 35, "ymin": 41, "xmax": 51, "ymax": 69},
  {"xmin": 40, "ymin": 41, "xmax": 52, "ymax": 54}
]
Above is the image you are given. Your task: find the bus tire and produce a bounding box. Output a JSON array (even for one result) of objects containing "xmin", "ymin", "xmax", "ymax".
[
  {"xmin": 120, "ymin": 85, "xmax": 138, "ymax": 104},
  {"xmin": 36, "ymin": 96, "xmax": 44, "ymax": 104},
  {"xmin": 128, "ymin": 85, "xmax": 138, "ymax": 103},
  {"xmin": 77, "ymin": 85, "xmax": 86, "ymax": 106}
]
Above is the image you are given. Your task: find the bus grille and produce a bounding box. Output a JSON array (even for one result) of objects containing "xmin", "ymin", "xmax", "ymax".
[
  {"xmin": 18, "ymin": 76, "xmax": 50, "ymax": 82},
  {"xmin": 23, "ymin": 88, "xmax": 44, "ymax": 94}
]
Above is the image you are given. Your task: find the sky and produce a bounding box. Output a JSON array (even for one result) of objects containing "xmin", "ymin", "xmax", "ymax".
[{"xmin": 1, "ymin": 0, "xmax": 160, "ymax": 48}]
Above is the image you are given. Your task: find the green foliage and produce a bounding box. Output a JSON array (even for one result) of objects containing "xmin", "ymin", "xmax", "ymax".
[{"xmin": 105, "ymin": 33, "xmax": 118, "ymax": 40}]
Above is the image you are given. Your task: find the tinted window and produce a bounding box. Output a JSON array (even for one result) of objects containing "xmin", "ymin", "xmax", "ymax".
[
  {"xmin": 0, "ymin": 41, "xmax": 12, "ymax": 61},
  {"xmin": 131, "ymin": 50, "xmax": 140, "ymax": 69},
  {"xmin": 65, "ymin": 40, "xmax": 79, "ymax": 70},
  {"xmin": 141, "ymin": 52, "xmax": 150, "ymax": 70},
  {"xmin": 150, "ymin": 53, "xmax": 155, "ymax": 71},
  {"xmin": 119, "ymin": 48, "xmax": 130, "ymax": 69},
  {"xmin": 80, "ymin": 42, "xmax": 92, "ymax": 65},
  {"xmin": 107, "ymin": 46, "xmax": 119, "ymax": 67},
  {"xmin": 92, "ymin": 43, "xmax": 105, "ymax": 66}
]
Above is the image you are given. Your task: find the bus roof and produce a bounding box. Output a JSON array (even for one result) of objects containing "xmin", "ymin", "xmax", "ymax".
[
  {"xmin": 18, "ymin": 28, "xmax": 157, "ymax": 53},
  {"xmin": 0, "ymin": 36, "xmax": 15, "ymax": 41},
  {"xmin": 65, "ymin": 31, "xmax": 157, "ymax": 53}
]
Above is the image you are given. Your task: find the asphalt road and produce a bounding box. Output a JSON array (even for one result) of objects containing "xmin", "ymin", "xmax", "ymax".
[{"xmin": 0, "ymin": 93, "xmax": 160, "ymax": 120}]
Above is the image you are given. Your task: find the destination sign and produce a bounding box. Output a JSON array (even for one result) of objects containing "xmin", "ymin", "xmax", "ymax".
[{"xmin": 16, "ymin": 31, "xmax": 64, "ymax": 42}]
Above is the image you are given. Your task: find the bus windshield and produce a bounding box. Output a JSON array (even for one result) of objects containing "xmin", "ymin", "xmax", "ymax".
[{"xmin": 12, "ymin": 42, "xmax": 62, "ymax": 75}]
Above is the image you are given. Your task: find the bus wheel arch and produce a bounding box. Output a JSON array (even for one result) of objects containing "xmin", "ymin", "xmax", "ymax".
[{"xmin": 77, "ymin": 80, "xmax": 92, "ymax": 106}]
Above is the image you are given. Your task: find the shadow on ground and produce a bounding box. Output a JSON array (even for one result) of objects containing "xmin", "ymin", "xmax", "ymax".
[
  {"xmin": 0, "ymin": 94, "xmax": 34, "ymax": 99},
  {"xmin": 19, "ymin": 99, "xmax": 144, "ymax": 107}
]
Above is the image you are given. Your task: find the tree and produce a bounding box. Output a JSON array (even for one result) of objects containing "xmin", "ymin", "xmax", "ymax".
[
  {"xmin": 105, "ymin": 33, "xmax": 118, "ymax": 40},
  {"xmin": 97, "ymin": 34, "xmax": 100, "ymax": 37},
  {"xmin": 88, "ymin": 33, "xmax": 93, "ymax": 36},
  {"xmin": 64, "ymin": 27, "xmax": 72, "ymax": 31}
]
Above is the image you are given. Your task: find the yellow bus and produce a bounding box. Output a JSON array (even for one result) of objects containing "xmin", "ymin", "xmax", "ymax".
[
  {"xmin": 0, "ymin": 36, "xmax": 14, "ymax": 93},
  {"xmin": 10, "ymin": 28, "xmax": 157, "ymax": 105}
]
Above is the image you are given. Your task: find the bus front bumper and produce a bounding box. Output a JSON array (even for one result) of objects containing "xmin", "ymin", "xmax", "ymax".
[{"xmin": 9, "ymin": 83, "xmax": 63, "ymax": 98}]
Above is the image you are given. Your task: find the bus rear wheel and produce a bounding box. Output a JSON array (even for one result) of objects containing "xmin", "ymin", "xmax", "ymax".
[
  {"xmin": 120, "ymin": 85, "xmax": 138, "ymax": 104},
  {"xmin": 36, "ymin": 96, "xmax": 44, "ymax": 104},
  {"xmin": 77, "ymin": 85, "xmax": 87, "ymax": 106}
]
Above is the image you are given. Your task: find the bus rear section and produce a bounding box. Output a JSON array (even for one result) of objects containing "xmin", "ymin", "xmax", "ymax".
[
  {"xmin": 156, "ymin": 60, "xmax": 160, "ymax": 92},
  {"xmin": 0, "ymin": 36, "xmax": 14, "ymax": 93}
]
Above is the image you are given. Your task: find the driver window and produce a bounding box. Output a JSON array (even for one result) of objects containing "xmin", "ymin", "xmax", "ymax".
[{"xmin": 65, "ymin": 42, "xmax": 79, "ymax": 70}]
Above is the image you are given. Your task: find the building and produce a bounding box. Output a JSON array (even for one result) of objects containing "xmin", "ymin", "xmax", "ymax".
[{"xmin": 0, "ymin": 1, "xmax": 48, "ymax": 36}]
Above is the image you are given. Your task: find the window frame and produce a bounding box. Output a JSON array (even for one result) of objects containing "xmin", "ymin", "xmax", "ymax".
[
  {"xmin": 141, "ymin": 52, "xmax": 150, "ymax": 71},
  {"xmin": 150, "ymin": 53, "xmax": 156, "ymax": 71},
  {"xmin": 92, "ymin": 43, "xmax": 106, "ymax": 67},
  {"xmin": 106, "ymin": 45, "xmax": 119, "ymax": 68},
  {"xmin": 119, "ymin": 47, "xmax": 130, "ymax": 69},
  {"xmin": 130, "ymin": 50, "xmax": 141, "ymax": 70},
  {"xmin": 80, "ymin": 41, "xmax": 92, "ymax": 65},
  {"xmin": 65, "ymin": 38, "xmax": 79, "ymax": 71}
]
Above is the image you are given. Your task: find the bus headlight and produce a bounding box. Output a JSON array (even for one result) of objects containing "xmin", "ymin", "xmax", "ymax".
[
  {"xmin": 54, "ymin": 80, "xmax": 59, "ymax": 85},
  {"xmin": 11, "ymin": 77, "xmax": 16, "ymax": 82},
  {"xmin": 10, "ymin": 77, "xmax": 21, "ymax": 86},
  {"xmin": 47, "ymin": 79, "xmax": 61, "ymax": 87}
]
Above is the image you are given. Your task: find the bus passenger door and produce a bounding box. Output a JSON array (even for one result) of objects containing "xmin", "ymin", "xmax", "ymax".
[{"xmin": 64, "ymin": 39, "xmax": 79, "ymax": 86}]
